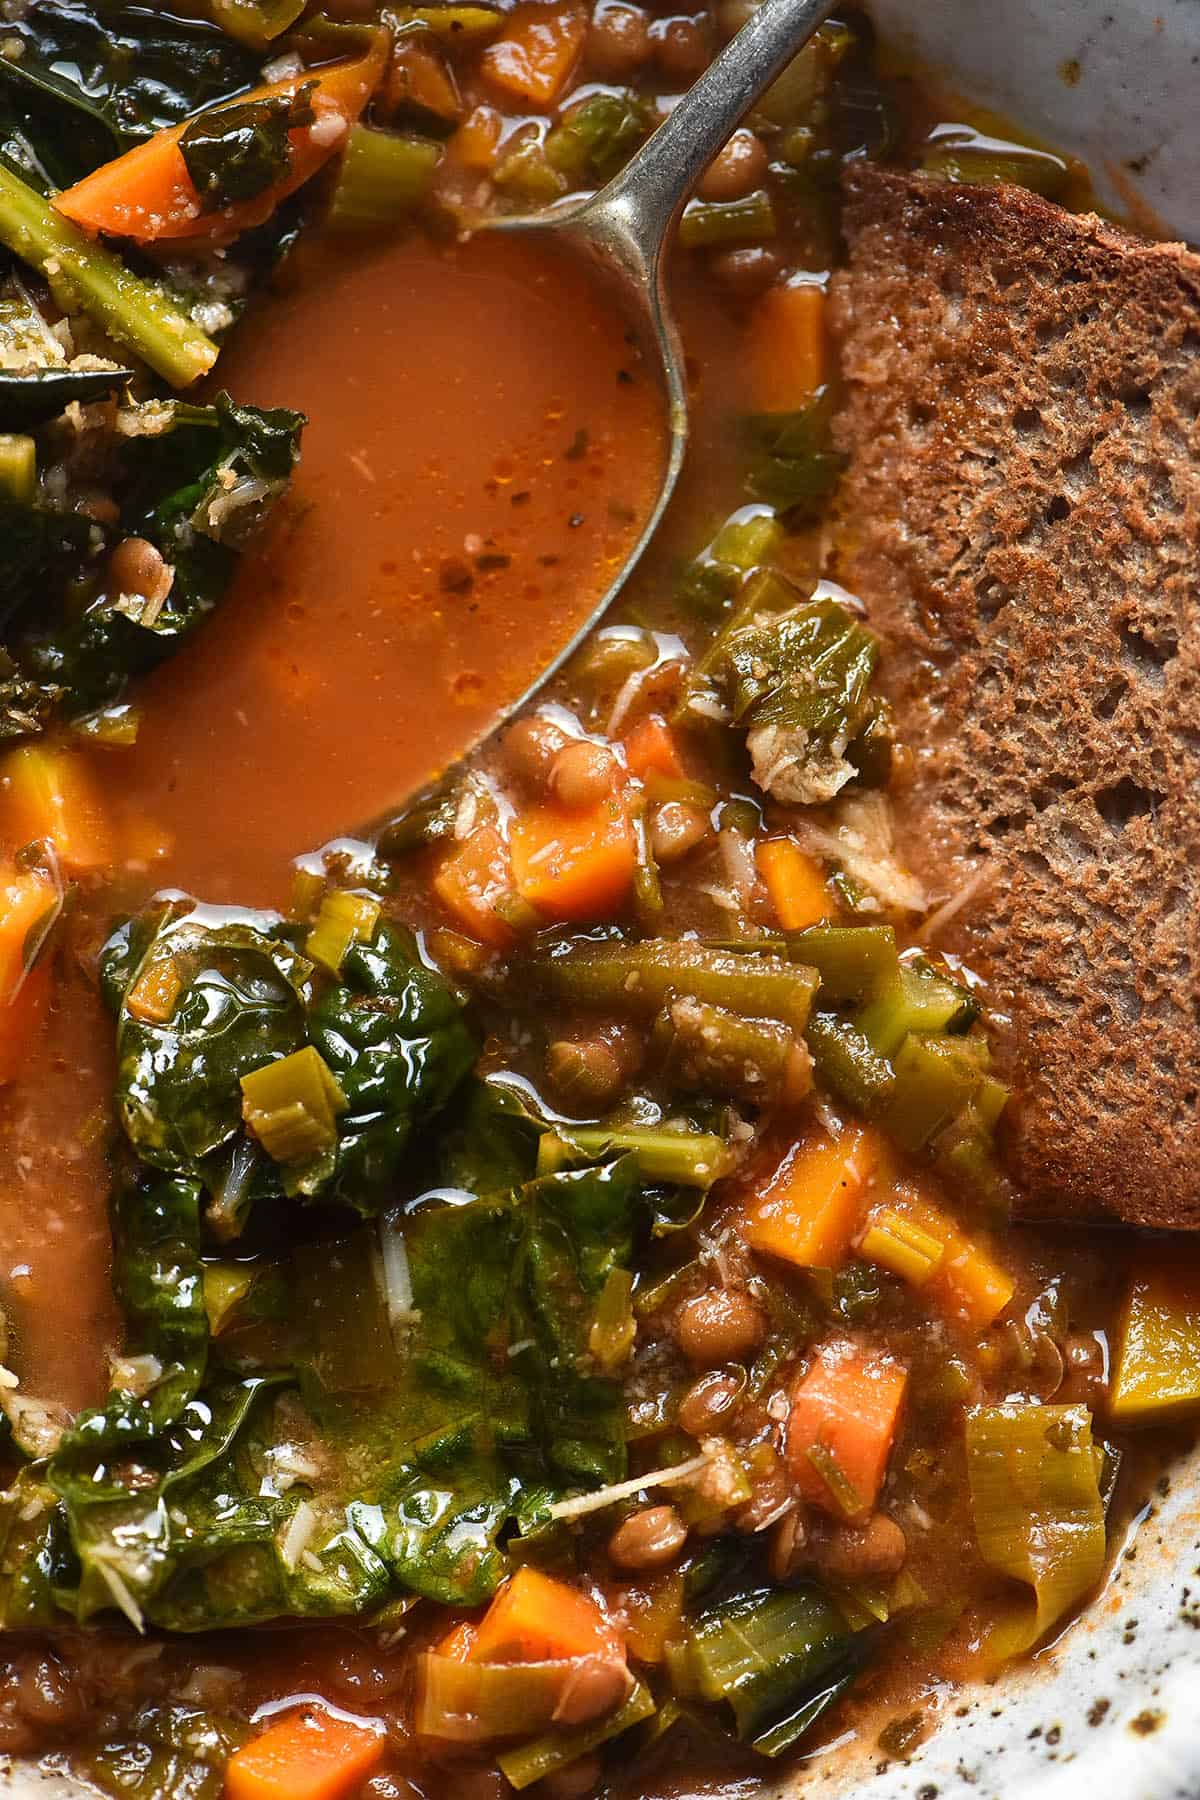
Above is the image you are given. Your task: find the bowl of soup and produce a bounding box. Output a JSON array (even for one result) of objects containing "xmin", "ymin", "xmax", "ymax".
[{"xmin": 0, "ymin": 1, "xmax": 1195, "ymax": 1797}]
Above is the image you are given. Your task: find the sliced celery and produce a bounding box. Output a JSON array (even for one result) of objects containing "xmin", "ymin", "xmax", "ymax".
[
  {"xmin": 498, "ymin": 1682, "xmax": 655, "ymax": 1790},
  {"xmin": 687, "ymin": 1584, "xmax": 859, "ymax": 1755},
  {"xmin": 855, "ymin": 955, "xmax": 978, "ymax": 1058},
  {"xmin": 589, "ymin": 1267, "xmax": 636, "ymax": 1371},
  {"xmin": 545, "ymin": 1124, "xmax": 731, "ymax": 1191},
  {"xmin": 0, "ymin": 163, "xmax": 217, "ymax": 388},
  {"xmin": 329, "ymin": 126, "xmax": 442, "ymax": 231},
  {"xmin": 0, "ymin": 433, "xmax": 35, "ymax": 504},
  {"xmin": 858, "ymin": 1208, "xmax": 944, "ymax": 1287},
  {"xmin": 884, "ymin": 1034, "xmax": 984, "ymax": 1152}
]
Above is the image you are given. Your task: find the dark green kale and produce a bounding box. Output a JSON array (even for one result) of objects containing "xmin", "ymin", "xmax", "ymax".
[
  {"xmin": 0, "ymin": 2, "xmax": 259, "ymax": 189},
  {"xmin": 5, "ymin": 392, "xmax": 303, "ymax": 735},
  {"xmin": 103, "ymin": 897, "xmax": 477, "ymax": 1223},
  {"xmin": 0, "ymin": 366, "xmax": 133, "ymax": 428},
  {"xmin": 179, "ymin": 87, "xmax": 316, "ymax": 213}
]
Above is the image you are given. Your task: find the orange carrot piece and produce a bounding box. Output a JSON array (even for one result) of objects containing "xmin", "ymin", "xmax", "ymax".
[
  {"xmin": 0, "ymin": 744, "xmax": 112, "ymax": 871},
  {"xmin": 385, "ymin": 35, "xmax": 462, "ymax": 126},
  {"xmin": 742, "ymin": 1127, "xmax": 878, "ymax": 1270},
  {"xmin": 451, "ymin": 103, "xmax": 503, "ymax": 169},
  {"xmin": 436, "ymin": 1619, "xmax": 480, "ymax": 1661},
  {"xmin": 623, "ymin": 714, "xmax": 685, "ymax": 783},
  {"xmin": 225, "ymin": 1707, "xmax": 384, "ymax": 1800},
  {"xmin": 510, "ymin": 796, "xmax": 635, "ymax": 923},
  {"xmin": 432, "ymin": 824, "xmax": 515, "ymax": 949},
  {"xmin": 756, "ymin": 838, "xmax": 830, "ymax": 930},
  {"xmin": 785, "ymin": 1338, "xmax": 907, "ymax": 1519},
  {"xmin": 470, "ymin": 1568, "xmax": 622, "ymax": 1664},
  {"xmin": 749, "ymin": 280, "xmax": 826, "ymax": 414},
  {"xmin": 55, "ymin": 50, "xmax": 384, "ymax": 244},
  {"xmin": 480, "ymin": 3, "xmax": 587, "ymax": 106}
]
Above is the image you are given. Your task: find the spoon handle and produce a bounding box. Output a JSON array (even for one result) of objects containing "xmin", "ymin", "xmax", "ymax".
[{"xmin": 595, "ymin": 0, "xmax": 842, "ymax": 260}]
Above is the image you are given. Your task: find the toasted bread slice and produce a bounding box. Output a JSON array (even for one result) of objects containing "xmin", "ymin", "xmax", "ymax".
[{"xmin": 827, "ymin": 164, "xmax": 1200, "ymax": 1228}]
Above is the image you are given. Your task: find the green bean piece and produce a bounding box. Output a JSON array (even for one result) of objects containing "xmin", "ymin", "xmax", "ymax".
[
  {"xmin": 855, "ymin": 956, "xmax": 978, "ymax": 1059},
  {"xmin": 329, "ymin": 126, "xmax": 443, "ymax": 231},
  {"xmin": 785, "ymin": 925, "xmax": 897, "ymax": 1001},
  {"xmin": 652, "ymin": 997, "xmax": 805, "ymax": 1106},
  {"xmin": 545, "ymin": 90, "xmax": 654, "ymax": 183},
  {"xmin": 0, "ymin": 433, "xmax": 35, "ymax": 504},
  {"xmin": 537, "ymin": 939, "xmax": 819, "ymax": 1033},
  {"xmin": 0, "ymin": 164, "xmax": 217, "ymax": 389},
  {"xmin": 678, "ymin": 189, "xmax": 777, "ymax": 250},
  {"xmin": 922, "ymin": 130, "xmax": 1070, "ymax": 198},
  {"xmin": 804, "ymin": 1012, "xmax": 894, "ymax": 1114}
]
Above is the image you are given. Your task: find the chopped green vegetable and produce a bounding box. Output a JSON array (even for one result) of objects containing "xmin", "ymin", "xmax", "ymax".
[
  {"xmin": 0, "ymin": 161, "xmax": 218, "ymax": 387},
  {"xmin": 787, "ymin": 924, "xmax": 898, "ymax": 1000},
  {"xmin": 679, "ymin": 189, "xmax": 776, "ymax": 249},
  {"xmin": 652, "ymin": 995, "xmax": 806, "ymax": 1107},
  {"xmin": 922, "ymin": 126, "xmax": 1070, "ymax": 197},
  {"xmin": 536, "ymin": 938, "xmax": 819, "ymax": 1033},
  {"xmin": 856, "ymin": 955, "xmax": 979, "ymax": 1058},
  {"xmin": 304, "ymin": 888, "xmax": 382, "ymax": 973},
  {"xmin": 499, "ymin": 1682, "xmax": 656, "ymax": 1789},
  {"xmin": 545, "ymin": 90, "xmax": 655, "ymax": 184},
  {"xmin": 241, "ymin": 1044, "xmax": 348, "ymax": 1168},
  {"xmin": 0, "ymin": 366, "xmax": 132, "ymax": 428},
  {"xmin": 742, "ymin": 390, "xmax": 846, "ymax": 518},
  {"xmin": 82, "ymin": 1702, "xmax": 249, "ymax": 1800},
  {"xmin": 179, "ymin": 85, "xmax": 316, "ymax": 212},
  {"xmin": 0, "ymin": 433, "xmax": 35, "ymax": 505},
  {"xmin": 544, "ymin": 1123, "xmax": 731, "ymax": 1191},
  {"xmin": 329, "ymin": 125, "xmax": 443, "ymax": 230},
  {"xmin": 965, "ymin": 1404, "xmax": 1106, "ymax": 1661}
]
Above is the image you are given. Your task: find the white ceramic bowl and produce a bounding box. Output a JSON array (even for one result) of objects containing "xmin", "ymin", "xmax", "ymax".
[{"xmin": 4, "ymin": 4, "xmax": 1199, "ymax": 1797}]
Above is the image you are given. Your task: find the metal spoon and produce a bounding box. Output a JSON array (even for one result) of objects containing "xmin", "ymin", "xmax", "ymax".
[{"xmin": 378, "ymin": 0, "xmax": 838, "ymax": 833}]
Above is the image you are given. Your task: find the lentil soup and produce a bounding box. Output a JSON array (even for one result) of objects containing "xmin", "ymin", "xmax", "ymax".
[{"xmin": 0, "ymin": 5, "xmax": 1191, "ymax": 1800}]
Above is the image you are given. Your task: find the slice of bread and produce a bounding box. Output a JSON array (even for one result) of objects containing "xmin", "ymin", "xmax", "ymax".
[{"xmin": 827, "ymin": 163, "xmax": 1200, "ymax": 1228}]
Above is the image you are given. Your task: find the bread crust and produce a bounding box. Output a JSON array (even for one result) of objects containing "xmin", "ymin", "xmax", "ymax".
[{"xmin": 828, "ymin": 164, "xmax": 1200, "ymax": 1228}]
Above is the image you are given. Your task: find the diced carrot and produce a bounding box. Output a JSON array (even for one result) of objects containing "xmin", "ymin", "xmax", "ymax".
[
  {"xmin": 510, "ymin": 796, "xmax": 635, "ymax": 923},
  {"xmin": 756, "ymin": 838, "xmax": 831, "ymax": 930},
  {"xmin": 451, "ymin": 103, "xmax": 503, "ymax": 170},
  {"xmin": 623, "ymin": 714, "xmax": 685, "ymax": 783},
  {"xmin": 385, "ymin": 35, "xmax": 462, "ymax": 127},
  {"xmin": 742, "ymin": 1126, "xmax": 878, "ymax": 1270},
  {"xmin": 225, "ymin": 1707, "xmax": 385, "ymax": 1800},
  {"xmin": 749, "ymin": 280, "xmax": 826, "ymax": 414},
  {"xmin": 0, "ymin": 744, "xmax": 112, "ymax": 871},
  {"xmin": 470, "ymin": 1567, "xmax": 622, "ymax": 1664},
  {"xmin": 54, "ymin": 49, "xmax": 385, "ymax": 245},
  {"xmin": 432, "ymin": 823, "xmax": 515, "ymax": 950},
  {"xmin": 480, "ymin": 3, "xmax": 587, "ymax": 107},
  {"xmin": 436, "ymin": 1619, "xmax": 480, "ymax": 1661},
  {"xmin": 785, "ymin": 1338, "xmax": 907, "ymax": 1519},
  {"xmin": 871, "ymin": 1192, "xmax": 1014, "ymax": 1330}
]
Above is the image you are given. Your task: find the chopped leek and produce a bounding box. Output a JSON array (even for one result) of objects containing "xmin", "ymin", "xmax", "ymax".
[
  {"xmin": 922, "ymin": 125, "xmax": 1070, "ymax": 198},
  {"xmin": 0, "ymin": 163, "xmax": 217, "ymax": 389},
  {"xmin": 201, "ymin": 1262, "xmax": 254, "ymax": 1335},
  {"xmin": 240, "ymin": 1045, "xmax": 347, "ymax": 1165},
  {"xmin": 498, "ymin": 1681, "xmax": 655, "ymax": 1790},
  {"xmin": 677, "ymin": 506, "xmax": 783, "ymax": 619},
  {"xmin": 805, "ymin": 1443, "xmax": 862, "ymax": 1521},
  {"xmin": 859, "ymin": 1208, "xmax": 944, "ymax": 1287},
  {"xmin": 685, "ymin": 1584, "xmax": 863, "ymax": 1756},
  {"xmin": 546, "ymin": 90, "xmax": 655, "ymax": 183},
  {"xmin": 536, "ymin": 939, "xmax": 819, "ymax": 1033},
  {"xmin": 0, "ymin": 434, "xmax": 35, "ymax": 504},
  {"xmin": 304, "ymin": 888, "xmax": 382, "ymax": 973},
  {"xmin": 416, "ymin": 1653, "xmax": 626, "ymax": 1745},
  {"xmin": 124, "ymin": 958, "xmax": 183, "ymax": 1027},
  {"xmin": 678, "ymin": 190, "xmax": 777, "ymax": 250},
  {"xmin": 965, "ymin": 1404, "xmax": 1106, "ymax": 1662},
  {"xmin": 329, "ymin": 126, "xmax": 443, "ymax": 231},
  {"xmin": 884, "ymin": 1035, "xmax": 988, "ymax": 1152}
]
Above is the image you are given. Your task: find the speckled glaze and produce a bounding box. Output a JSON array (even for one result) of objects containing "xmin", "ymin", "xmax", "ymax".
[{"xmin": 3, "ymin": 2, "xmax": 1199, "ymax": 1797}]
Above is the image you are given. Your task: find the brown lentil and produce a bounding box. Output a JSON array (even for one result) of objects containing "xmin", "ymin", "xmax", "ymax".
[
  {"xmin": 503, "ymin": 713, "xmax": 571, "ymax": 789},
  {"xmin": 650, "ymin": 799, "xmax": 712, "ymax": 864},
  {"xmin": 549, "ymin": 738, "xmax": 618, "ymax": 809},
  {"xmin": 107, "ymin": 535, "xmax": 171, "ymax": 605},
  {"xmin": 678, "ymin": 1367, "xmax": 745, "ymax": 1436},
  {"xmin": 586, "ymin": 0, "xmax": 651, "ymax": 77},
  {"xmin": 675, "ymin": 1287, "xmax": 766, "ymax": 1365},
  {"xmin": 709, "ymin": 244, "xmax": 786, "ymax": 299},
  {"xmin": 650, "ymin": 13, "xmax": 711, "ymax": 83},
  {"xmin": 698, "ymin": 127, "xmax": 769, "ymax": 202},
  {"xmin": 608, "ymin": 1503, "xmax": 688, "ymax": 1570}
]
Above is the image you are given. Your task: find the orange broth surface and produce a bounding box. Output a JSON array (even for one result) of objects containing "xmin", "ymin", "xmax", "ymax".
[{"xmin": 91, "ymin": 229, "xmax": 665, "ymax": 907}]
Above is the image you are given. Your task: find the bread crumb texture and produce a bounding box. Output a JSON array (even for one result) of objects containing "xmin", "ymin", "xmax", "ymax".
[{"xmin": 829, "ymin": 164, "xmax": 1200, "ymax": 1227}]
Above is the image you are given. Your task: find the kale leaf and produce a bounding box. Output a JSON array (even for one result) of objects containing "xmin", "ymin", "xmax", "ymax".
[
  {"xmin": 104, "ymin": 898, "xmax": 477, "ymax": 1222},
  {"xmin": 179, "ymin": 87, "xmax": 316, "ymax": 213},
  {"xmin": 0, "ymin": 2, "xmax": 259, "ymax": 188},
  {"xmin": 82, "ymin": 1703, "xmax": 250, "ymax": 1800},
  {"xmin": 6, "ymin": 392, "xmax": 304, "ymax": 735},
  {"xmin": 742, "ymin": 390, "xmax": 846, "ymax": 519},
  {"xmin": 0, "ymin": 366, "xmax": 133, "ymax": 429}
]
